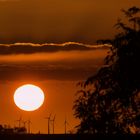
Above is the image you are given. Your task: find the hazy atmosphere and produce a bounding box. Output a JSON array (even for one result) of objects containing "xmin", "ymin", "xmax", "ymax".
[
  {"xmin": 0, "ymin": 0, "xmax": 140, "ymax": 134},
  {"xmin": 0, "ymin": 0, "xmax": 140, "ymax": 44}
]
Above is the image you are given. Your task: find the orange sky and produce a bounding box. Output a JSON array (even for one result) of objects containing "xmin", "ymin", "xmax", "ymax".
[
  {"xmin": 0, "ymin": 0, "xmax": 139, "ymax": 43},
  {"xmin": 0, "ymin": 0, "xmax": 140, "ymax": 134},
  {"xmin": 0, "ymin": 80, "xmax": 79, "ymax": 134},
  {"xmin": 0, "ymin": 43, "xmax": 108, "ymax": 81},
  {"xmin": 0, "ymin": 43, "xmax": 108, "ymax": 133}
]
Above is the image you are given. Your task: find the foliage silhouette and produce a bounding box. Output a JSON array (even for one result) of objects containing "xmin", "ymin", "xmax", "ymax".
[{"xmin": 73, "ymin": 6, "xmax": 140, "ymax": 134}]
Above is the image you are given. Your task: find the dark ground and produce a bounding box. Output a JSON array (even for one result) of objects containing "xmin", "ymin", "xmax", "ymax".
[{"xmin": 0, "ymin": 134, "xmax": 139, "ymax": 140}]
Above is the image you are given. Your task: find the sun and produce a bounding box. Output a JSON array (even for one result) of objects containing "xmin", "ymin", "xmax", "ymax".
[{"xmin": 14, "ymin": 84, "xmax": 45, "ymax": 111}]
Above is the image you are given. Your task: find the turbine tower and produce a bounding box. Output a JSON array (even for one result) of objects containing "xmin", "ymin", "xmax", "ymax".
[
  {"xmin": 16, "ymin": 116, "xmax": 22, "ymax": 128},
  {"xmin": 45, "ymin": 114, "xmax": 51, "ymax": 134},
  {"xmin": 22, "ymin": 120, "xmax": 27, "ymax": 128},
  {"xmin": 64, "ymin": 116, "xmax": 69, "ymax": 134},
  {"xmin": 50, "ymin": 115, "xmax": 56, "ymax": 134},
  {"xmin": 27, "ymin": 119, "xmax": 31, "ymax": 134}
]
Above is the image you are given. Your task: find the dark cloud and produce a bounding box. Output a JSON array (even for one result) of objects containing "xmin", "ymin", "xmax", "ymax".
[
  {"xmin": 0, "ymin": 61, "xmax": 102, "ymax": 81},
  {"xmin": 0, "ymin": 48, "xmax": 107, "ymax": 81},
  {"xmin": 0, "ymin": 0, "xmax": 139, "ymax": 43},
  {"xmin": 0, "ymin": 42, "xmax": 109, "ymax": 81},
  {"xmin": 0, "ymin": 42, "xmax": 109, "ymax": 55}
]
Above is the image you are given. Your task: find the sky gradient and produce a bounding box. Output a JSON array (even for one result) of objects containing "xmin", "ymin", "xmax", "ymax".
[
  {"xmin": 0, "ymin": 42, "xmax": 108, "ymax": 133},
  {"xmin": 0, "ymin": 0, "xmax": 140, "ymax": 134},
  {"xmin": 0, "ymin": 0, "xmax": 140, "ymax": 43}
]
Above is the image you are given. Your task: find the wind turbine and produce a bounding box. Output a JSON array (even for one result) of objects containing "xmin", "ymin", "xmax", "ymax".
[
  {"xmin": 45, "ymin": 114, "xmax": 51, "ymax": 134},
  {"xmin": 27, "ymin": 119, "xmax": 31, "ymax": 134},
  {"xmin": 22, "ymin": 120, "xmax": 27, "ymax": 128},
  {"xmin": 64, "ymin": 116, "xmax": 69, "ymax": 134},
  {"xmin": 16, "ymin": 116, "xmax": 22, "ymax": 128},
  {"xmin": 50, "ymin": 115, "xmax": 56, "ymax": 134}
]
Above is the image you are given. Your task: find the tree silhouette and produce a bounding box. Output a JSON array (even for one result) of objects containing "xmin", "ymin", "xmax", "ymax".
[{"xmin": 73, "ymin": 6, "xmax": 140, "ymax": 134}]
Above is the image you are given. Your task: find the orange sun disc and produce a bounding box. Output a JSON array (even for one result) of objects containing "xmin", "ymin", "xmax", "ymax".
[{"xmin": 14, "ymin": 84, "xmax": 45, "ymax": 111}]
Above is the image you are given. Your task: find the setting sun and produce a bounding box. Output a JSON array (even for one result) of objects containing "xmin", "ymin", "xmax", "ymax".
[{"xmin": 14, "ymin": 84, "xmax": 45, "ymax": 111}]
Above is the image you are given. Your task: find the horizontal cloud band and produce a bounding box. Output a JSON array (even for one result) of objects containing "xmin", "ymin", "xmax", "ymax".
[{"xmin": 0, "ymin": 42, "xmax": 109, "ymax": 55}]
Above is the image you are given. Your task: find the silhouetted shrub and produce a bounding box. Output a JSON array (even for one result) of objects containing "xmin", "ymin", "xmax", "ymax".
[{"xmin": 73, "ymin": 6, "xmax": 140, "ymax": 134}]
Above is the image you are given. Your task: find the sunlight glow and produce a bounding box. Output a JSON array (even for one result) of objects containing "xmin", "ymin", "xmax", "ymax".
[{"xmin": 14, "ymin": 84, "xmax": 45, "ymax": 111}]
